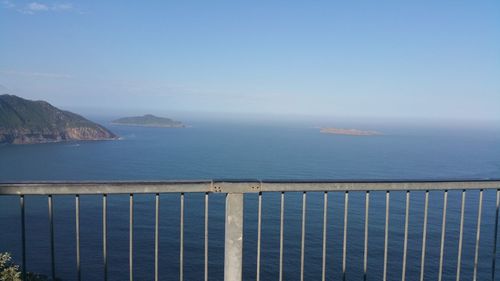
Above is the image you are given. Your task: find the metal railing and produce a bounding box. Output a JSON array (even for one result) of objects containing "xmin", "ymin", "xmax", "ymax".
[{"xmin": 1, "ymin": 179, "xmax": 500, "ymax": 281}]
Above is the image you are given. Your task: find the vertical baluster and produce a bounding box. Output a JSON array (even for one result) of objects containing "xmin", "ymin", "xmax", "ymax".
[
  {"xmin": 48, "ymin": 195, "xmax": 56, "ymax": 280},
  {"xmin": 20, "ymin": 195, "xmax": 26, "ymax": 281},
  {"xmin": 76, "ymin": 195, "xmax": 81, "ymax": 281},
  {"xmin": 342, "ymin": 191, "xmax": 348, "ymax": 281},
  {"xmin": 256, "ymin": 192, "xmax": 262, "ymax": 281},
  {"xmin": 279, "ymin": 192, "xmax": 284, "ymax": 281},
  {"xmin": 300, "ymin": 192, "xmax": 306, "ymax": 281},
  {"xmin": 180, "ymin": 193, "xmax": 184, "ymax": 281},
  {"xmin": 472, "ymin": 190, "xmax": 483, "ymax": 281},
  {"xmin": 322, "ymin": 192, "xmax": 328, "ymax": 281},
  {"xmin": 493, "ymin": 189, "xmax": 500, "ymax": 281},
  {"xmin": 420, "ymin": 191, "xmax": 429, "ymax": 281},
  {"xmin": 205, "ymin": 192, "xmax": 208, "ymax": 281},
  {"xmin": 438, "ymin": 190, "xmax": 448, "ymax": 281},
  {"xmin": 456, "ymin": 190, "xmax": 466, "ymax": 281},
  {"xmin": 129, "ymin": 194, "xmax": 133, "ymax": 281},
  {"xmin": 402, "ymin": 191, "xmax": 410, "ymax": 281},
  {"xmin": 155, "ymin": 193, "xmax": 160, "ymax": 281},
  {"xmin": 48, "ymin": 195, "xmax": 55, "ymax": 281},
  {"xmin": 103, "ymin": 195, "xmax": 108, "ymax": 281},
  {"xmin": 363, "ymin": 191, "xmax": 369, "ymax": 281},
  {"xmin": 383, "ymin": 191, "xmax": 390, "ymax": 281}
]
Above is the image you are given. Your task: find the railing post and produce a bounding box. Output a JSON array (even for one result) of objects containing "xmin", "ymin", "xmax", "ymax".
[{"xmin": 224, "ymin": 193, "xmax": 244, "ymax": 281}]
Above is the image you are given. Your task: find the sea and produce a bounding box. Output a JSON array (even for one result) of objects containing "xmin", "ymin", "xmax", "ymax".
[{"xmin": 1, "ymin": 119, "xmax": 500, "ymax": 281}]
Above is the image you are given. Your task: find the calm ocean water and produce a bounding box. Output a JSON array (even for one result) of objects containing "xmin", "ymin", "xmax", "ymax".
[{"xmin": 1, "ymin": 121, "xmax": 500, "ymax": 280}]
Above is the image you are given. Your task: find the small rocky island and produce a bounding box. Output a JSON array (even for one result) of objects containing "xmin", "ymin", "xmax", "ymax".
[
  {"xmin": 0, "ymin": 94, "xmax": 117, "ymax": 144},
  {"xmin": 112, "ymin": 114, "xmax": 185, "ymax": 128},
  {"xmin": 320, "ymin": 127, "xmax": 382, "ymax": 136}
]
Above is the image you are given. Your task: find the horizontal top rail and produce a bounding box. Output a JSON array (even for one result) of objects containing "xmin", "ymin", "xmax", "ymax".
[{"xmin": 0, "ymin": 179, "xmax": 499, "ymax": 195}]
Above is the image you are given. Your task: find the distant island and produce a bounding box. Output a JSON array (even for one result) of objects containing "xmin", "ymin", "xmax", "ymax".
[
  {"xmin": 112, "ymin": 114, "xmax": 185, "ymax": 128},
  {"xmin": 0, "ymin": 95, "xmax": 118, "ymax": 144},
  {"xmin": 320, "ymin": 127, "xmax": 382, "ymax": 136}
]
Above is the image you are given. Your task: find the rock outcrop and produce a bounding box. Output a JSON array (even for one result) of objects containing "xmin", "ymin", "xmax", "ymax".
[{"xmin": 0, "ymin": 94, "xmax": 117, "ymax": 144}]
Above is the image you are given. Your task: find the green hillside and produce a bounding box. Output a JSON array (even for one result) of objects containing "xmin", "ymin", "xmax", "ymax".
[
  {"xmin": 112, "ymin": 114, "xmax": 184, "ymax": 128},
  {"xmin": 0, "ymin": 95, "xmax": 117, "ymax": 144}
]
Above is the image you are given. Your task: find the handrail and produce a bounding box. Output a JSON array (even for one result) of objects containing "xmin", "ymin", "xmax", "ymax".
[
  {"xmin": 0, "ymin": 179, "xmax": 499, "ymax": 195},
  {"xmin": 2, "ymin": 179, "xmax": 500, "ymax": 281}
]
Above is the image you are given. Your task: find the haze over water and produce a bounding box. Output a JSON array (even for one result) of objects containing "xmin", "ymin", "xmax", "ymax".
[
  {"xmin": 1, "ymin": 120, "xmax": 500, "ymax": 280},
  {"xmin": 1, "ymin": 0, "xmax": 500, "ymax": 279}
]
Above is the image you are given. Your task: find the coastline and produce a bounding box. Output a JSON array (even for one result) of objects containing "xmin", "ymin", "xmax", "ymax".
[{"xmin": 111, "ymin": 122, "xmax": 186, "ymax": 128}]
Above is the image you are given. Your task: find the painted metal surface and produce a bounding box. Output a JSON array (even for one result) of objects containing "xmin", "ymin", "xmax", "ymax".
[
  {"xmin": 1, "ymin": 179, "xmax": 499, "ymax": 195},
  {"xmin": 224, "ymin": 193, "xmax": 244, "ymax": 281}
]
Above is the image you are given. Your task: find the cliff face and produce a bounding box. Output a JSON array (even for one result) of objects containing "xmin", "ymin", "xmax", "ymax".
[
  {"xmin": 0, "ymin": 126, "xmax": 117, "ymax": 144},
  {"xmin": 0, "ymin": 95, "xmax": 117, "ymax": 144}
]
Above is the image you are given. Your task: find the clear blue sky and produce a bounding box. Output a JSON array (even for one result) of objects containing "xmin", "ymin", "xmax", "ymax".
[{"xmin": 1, "ymin": 0, "xmax": 499, "ymax": 121}]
